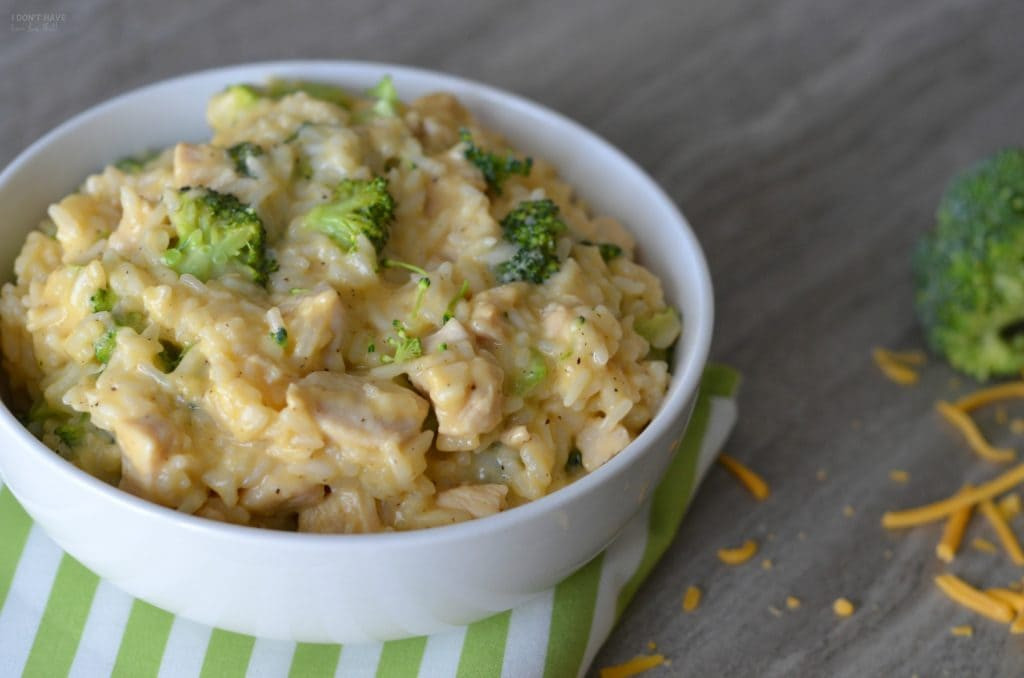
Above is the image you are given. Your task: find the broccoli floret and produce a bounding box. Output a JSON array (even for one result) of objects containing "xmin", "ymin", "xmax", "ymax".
[
  {"xmin": 207, "ymin": 84, "xmax": 263, "ymax": 128},
  {"xmin": 227, "ymin": 142, "xmax": 264, "ymax": 177},
  {"xmin": 460, "ymin": 129, "xmax": 532, "ymax": 194},
  {"xmin": 513, "ymin": 348, "xmax": 548, "ymax": 395},
  {"xmin": 367, "ymin": 75, "xmax": 401, "ymax": 117},
  {"xmin": 90, "ymin": 288, "xmax": 116, "ymax": 313},
  {"xmin": 381, "ymin": 320, "xmax": 422, "ymax": 364},
  {"xmin": 156, "ymin": 340, "xmax": 186, "ymax": 373},
  {"xmin": 913, "ymin": 148, "xmax": 1024, "ymax": 379},
  {"xmin": 302, "ymin": 176, "xmax": 395, "ymax": 254},
  {"xmin": 162, "ymin": 187, "xmax": 275, "ymax": 285},
  {"xmin": 443, "ymin": 280, "xmax": 470, "ymax": 323},
  {"xmin": 495, "ymin": 199, "xmax": 567, "ymax": 284},
  {"xmin": 635, "ymin": 307, "xmax": 682, "ymax": 351},
  {"xmin": 95, "ymin": 328, "xmax": 117, "ymax": 364},
  {"xmin": 55, "ymin": 414, "xmax": 90, "ymax": 447},
  {"xmin": 114, "ymin": 149, "xmax": 160, "ymax": 174},
  {"xmin": 581, "ymin": 240, "xmax": 623, "ymax": 262},
  {"xmin": 271, "ymin": 327, "xmax": 288, "ymax": 347},
  {"xmin": 565, "ymin": 448, "xmax": 583, "ymax": 473}
]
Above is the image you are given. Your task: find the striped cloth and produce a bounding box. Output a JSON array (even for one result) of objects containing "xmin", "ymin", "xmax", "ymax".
[{"xmin": 0, "ymin": 364, "xmax": 738, "ymax": 678}]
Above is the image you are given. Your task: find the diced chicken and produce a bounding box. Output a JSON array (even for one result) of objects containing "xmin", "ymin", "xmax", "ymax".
[
  {"xmin": 287, "ymin": 371, "xmax": 428, "ymax": 450},
  {"xmin": 278, "ymin": 286, "xmax": 346, "ymax": 372},
  {"xmin": 172, "ymin": 143, "xmax": 235, "ymax": 189},
  {"xmin": 409, "ymin": 355, "xmax": 503, "ymax": 444},
  {"xmin": 468, "ymin": 285, "xmax": 521, "ymax": 343},
  {"xmin": 298, "ymin": 481, "xmax": 381, "ymax": 533},
  {"xmin": 114, "ymin": 414, "xmax": 182, "ymax": 493},
  {"xmin": 575, "ymin": 418, "xmax": 631, "ymax": 471},
  {"xmin": 436, "ymin": 483, "xmax": 508, "ymax": 519}
]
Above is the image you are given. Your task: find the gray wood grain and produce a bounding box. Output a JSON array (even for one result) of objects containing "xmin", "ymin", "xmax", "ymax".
[{"xmin": 2, "ymin": 0, "xmax": 1024, "ymax": 674}]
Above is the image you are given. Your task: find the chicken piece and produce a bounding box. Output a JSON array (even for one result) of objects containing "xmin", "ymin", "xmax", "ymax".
[
  {"xmin": 287, "ymin": 371, "xmax": 428, "ymax": 450},
  {"xmin": 278, "ymin": 286, "xmax": 346, "ymax": 372},
  {"xmin": 172, "ymin": 143, "xmax": 235, "ymax": 189},
  {"xmin": 409, "ymin": 357, "xmax": 504, "ymax": 446},
  {"xmin": 575, "ymin": 418, "xmax": 632, "ymax": 471},
  {"xmin": 436, "ymin": 483, "xmax": 508, "ymax": 519},
  {"xmin": 298, "ymin": 481, "xmax": 381, "ymax": 533},
  {"xmin": 468, "ymin": 285, "xmax": 521, "ymax": 343},
  {"xmin": 114, "ymin": 414, "xmax": 183, "ymax": 494}
]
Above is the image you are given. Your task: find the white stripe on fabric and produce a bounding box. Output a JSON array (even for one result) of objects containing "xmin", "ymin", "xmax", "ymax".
[
  {"xmin": 333, "ymin": 641, "xmax": 382, "ymax": 677},
  {"xmin": 417, "ymin": 626, "xmax": 466, "ymax": 677},
  {"xmin": 157, "ymin": 616, "xmax": 213, "ymax": 678},
  {"xmin": 246, "ymin": 637, "xmax": 296, "ymax": 678},
  {"xmin": 577, "ymin": 500, "xmax": 654, "ymax": 677},
  {"xmin": 67, "ymin": 578, "xmax": 135, "ymax": 678},
  {"xmin": 0, "ymin": 525, "xmax": 64, "ymax": 677},
  {"xmin": 499, "ymin": 589, "xmax": 554, "ymax": 678}
]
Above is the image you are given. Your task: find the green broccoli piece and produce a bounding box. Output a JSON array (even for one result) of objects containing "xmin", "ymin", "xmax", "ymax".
[
  {"xmin": 460, "ymin": 129, "xmax": 532, "ymax": 194},
  {"xmin": 162, "ymin": 187, "xmax": 275, "ymax": 285},
  {"xmin": 443, "ymin": 280, "xmax": 470, "ymax": 323},
  {"xmin": 156, "ymin": 340, "xmax": 186, "ymax": 373},
  {"xmin": 207, "ymin": 84, "xmax": 263, "ymax": 128},
  {"xmin": 367, "ymin": 75, "xmax": 401, "ymax": 117},
  {"xmin": 302, "ymin": 176, "xmax": 395, "ymax": 254},
  {"xmin": 913, "ymin": 148, "xmax": 1024, "ymax": 379},
  {"xmin": 495, "ymin": 199, "xmax": 567, "ymax": 284},
  {"xmin": 412, "ymin": 277, "xmax": 430, "ymax": 318},
  {"xmin": 227, "ymin": 142, "xmax": 264, "ymax": 178},
  {"xmin": 565, "ymin": 448, "xmax": 583, "ymax": 473},
  {"xmin": 513, "ymin": 348, "xmax": 548, "ymax": 395},
  {"xmin": 90, "ymin": 288, "xmax": 116, "ymax": 313},
  {"xmin": 635, "ymin": 307, "xmax": 682, "ymax": 351},
  {"xmin": 114, "ymin": 149, "xmax": 160, "ymax": 174},
  {"xmin": 55, "ymin": 413, "xmax": 90, "ymax": 447},
  {"xmin": 271, "ymin": 327, "xmax": 288, "ymax": 347},
  {"xmin": 381, "ymin": 320, "xmax": 422, "ymax": 364},
  {"xmin": 95, "ymin": 328, "xmax": 117, "ymax": 364},
  {"xmin": 581, "ymin": 240, "xmax": 623, "ymax": 262}
]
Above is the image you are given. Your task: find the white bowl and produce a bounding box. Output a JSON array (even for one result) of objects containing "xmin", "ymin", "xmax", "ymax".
[{"xmin": 0, "ymin": 61, "xmax": 713, "ymax": 643}]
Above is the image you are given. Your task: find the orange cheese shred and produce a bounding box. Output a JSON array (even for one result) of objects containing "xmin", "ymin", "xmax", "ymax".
[
  {"xmin": 717, "ymin": 539, "xmax": 758, "ymax": 565},
  {"xmin": 682, "ymin": 586, "xmax": 701, "ymax": 612},
  {"xmin": 717, "ymin": 454, "xmax": 770, "ymax": 500},
  {"xmin": 872, "ymin": 348, "xmax": 921, "ymax": 385},
  {"xmin": 985, "ymin": 588, "xmax": 1024, "ymax": 612},
  {"xmin": 953, "ymin": 382, "xmax": 1024, "ymax": 412},
  {"xmin": 935, "ymin": 401, "xmax": 1016, "ymax": 463},
  {"xmin": 979, "ymin": 499, "xmax": 1024, "ymax": 565},
  {"xmin": 936, "ymin": 486, "xmax": 974, "ymax": 563},
  {"xmin": 934, "ymin": 573, "xmax": 1014, "ymax": 623},
  {"xmin": 600, "ymin": 654, "xmax": 667, "ymax": 678},
  {"xmin": 883, "ymin": 463, "xmax": 1024, "ymax": 528}
]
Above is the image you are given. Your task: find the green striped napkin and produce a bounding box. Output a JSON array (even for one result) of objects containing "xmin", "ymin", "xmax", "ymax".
[{"xmin": 0, "ymin": 364, "xmax": 738, "ymax": 678}]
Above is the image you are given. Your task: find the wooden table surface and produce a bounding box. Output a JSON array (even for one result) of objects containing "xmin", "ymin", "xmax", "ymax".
[{"xmin": 3, "ymin": 0, "xmax": 1024, "ymax": 675}]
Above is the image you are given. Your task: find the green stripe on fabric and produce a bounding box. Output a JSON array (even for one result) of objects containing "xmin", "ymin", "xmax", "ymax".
[
  {"xmin": 456, "ymin": 609, "xmax": 511, "ymax": 678},
  {"xmin": 289, "ymin": 643, "xmax": 342, "ymax": 678},
  {"xmin": 110, "ymin": 599, "xmax": 174, "ymax": 678},
  {"xmin": 376, "ymin": 636, "xmax": 427, "ymax": 677},
  {"xmin": 199, "ymin": 629, "xmax": 255, "ymax": 678},
  {"xmin": 614, "ymin": 382, "xmax": 712, "ymax": 618},
  {"xmin": 701, "ymin": 363, "xmax": 741, "ymax": 398},
  {"xmin": 543, "ymin": 552, "xmax": 604, "ymax": 678},
  {"xmin": 0, "ymin": 486, "xmax": 32, "ymax": 611},
  {"xmin": 21, "ymin": 555, "xmax": 100, "ymax": 678}
]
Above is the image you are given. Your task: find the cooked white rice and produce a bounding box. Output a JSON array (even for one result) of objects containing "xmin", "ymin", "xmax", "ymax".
[{"xmin": 0, "ymin": 80, "xmax": 680, "ymax": 532}]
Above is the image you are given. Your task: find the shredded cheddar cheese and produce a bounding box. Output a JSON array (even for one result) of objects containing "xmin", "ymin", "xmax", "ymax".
[
  {"xmin": 882, "ymin": 463, "xmax": 1024, "ymax": 528},
  {"xmin": 999, "ymin": 493, "xmax": 1022, "ymax": 520},
  {"xmin": 950, "ymin": 625, "xmax": 973, "ymax": 637},
  {"xmin": 600, "ymin": 654, "xmax": 666, "ymax": 678},
  {"xmin": 972, "ymin": 537, "xmax": 998, "ymax": 554},
  {"xmin": 683, "ymin": 586, "xmax": 701, "ymax": 613},
  {"xmin": 934, "ymin": 573, "xmax": 1014, "ymax": 623},
  {"xmin": 952, "ymin": 382, "xmax": 1024, "ymax": 412},
  {"xmin": 1013, "ymin": 614, "xmax": 1024, "ymax": 635},
  {"xmin": 717, "ymin": 539, "xmax": 758, "ymax": 565},
  {"xmin": 786, "ymin": 596, "xmax": 801, "ymax": 609},
  {"xmin": 979, "ymin": 499, "xmax": 1024, "ymax": 564},
  {"xmin": 761, "ymin": 559, "xmax": 773, "ymax": 570},
  {"xmin": 889, "ymin": 469, "xmax": 910, "ymax": 484},
  {"xmin": 936, "ymin": 486, "xmax": 973, "ymax": 563},
  {"xmin": 843, "ymin": 505, "xmax": 855, "ymax": 517},
  {"xmin": 935, "ymin": 400, "xmax": 1016, "ymax": 463},
  {"xmin": 717, "ymin": 454, "xmax": 770, "ymax": 500},
  {"xmin": 985, "ymin": 588, "xmax": 1024, "ymax": 612},
  {"xmin": 872, "ymin": 347, "xmax": 922, "ymax": 385},
  {"xmin": 833, "ymin": 598, "xmax": 855, "ymax": 617}
]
